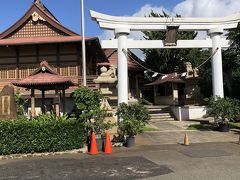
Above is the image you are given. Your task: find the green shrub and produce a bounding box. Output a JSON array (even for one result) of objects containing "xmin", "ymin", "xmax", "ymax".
[
  {"xmin": 85, "ymin": 110, "xmax": 114, "ymax": 136},
  {"xmin": 117, "ymin": 102, "xmax": 150, "ymax": 137},
  {"xmin": 0, "ymin": 118, "xmax": 84, "ymax": 155},
  {"xmin": 33, "ymin": 112, "xmax": 68, "ymax": 121},
  {"xmin": 14, "ymin": 92, "xmax": 29, "ymax": 117},
  {"xmin": 72, "ymin": 87, "xmax": 112, "ymax": 139},
  {"xmin": 138, "ymin": 98, "xmax": 152, "ymax": 105},
  {"xmin": 207, "ymin": 97, "xmax": 240, "ymax": 124},
  {"xmin": 72, "ymin": 87, "xmax": 103, "ymax": 121}
]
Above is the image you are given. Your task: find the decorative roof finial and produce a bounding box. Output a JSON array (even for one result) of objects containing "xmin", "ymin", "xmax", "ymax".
[{"xmin": 34, "ymin": 0, "xmax": 41, "ymax": 4}]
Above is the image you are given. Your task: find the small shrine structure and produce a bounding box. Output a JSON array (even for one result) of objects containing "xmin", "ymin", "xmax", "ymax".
[
  {"xmin": 12, "ymin": 60, "xmax": 73, "ymax": 117},
  {"xmin": 146, "ymin": 62, "xmax": 202, "ymax": 105}
]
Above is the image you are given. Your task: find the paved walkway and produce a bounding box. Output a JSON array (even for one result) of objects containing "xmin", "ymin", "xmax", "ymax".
[{"xmin": 137, "ymin": 117, "xmax": 240, "ymax": 145}]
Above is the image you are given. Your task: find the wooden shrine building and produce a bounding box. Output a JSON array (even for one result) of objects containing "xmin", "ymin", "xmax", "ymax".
[
  {"xmin": 12, "ymin": 61, "xmax": 73, "ymax": 117},
  {"xmin": 0, "ymin": 1, "xmax": 107, "ymax": 115}
]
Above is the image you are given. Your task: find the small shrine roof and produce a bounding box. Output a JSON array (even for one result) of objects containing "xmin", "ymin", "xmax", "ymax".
[
  {"xmin": 99, "ymin": 49, "xmax": 145, "ymax": 71},
  {"xmin": 12, "ymin": 61, "xmax": 74, "ymax": 90},
  {"xmin": 146, "ymin": 73, "xmax": 185, "ymax": 86}
]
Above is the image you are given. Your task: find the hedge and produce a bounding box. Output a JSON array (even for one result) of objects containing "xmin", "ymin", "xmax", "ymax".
[{"xmin": 0, "ymin": 119, "xmax": 84, "ymax": 155}]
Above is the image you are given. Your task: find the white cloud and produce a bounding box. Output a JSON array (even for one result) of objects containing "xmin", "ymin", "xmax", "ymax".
[
  {"xmin": 131, "ymin": 4, "xmax": 169, "ymax": 17},
  {"xmin": 173, "ymin": 0, "xmax": 240, "ymax": 17},
  {"xmin": 173, "ymin": 0, "xmax": 240, "ymax": 39},
  {"xmin": 99, "ymin": 30, "xmax": 114, "ymax": 40}
]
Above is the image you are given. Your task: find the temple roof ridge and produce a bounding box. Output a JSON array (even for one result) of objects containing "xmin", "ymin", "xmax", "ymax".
[
  {"xmin": 34, "ymin": 0, "xmax": 60, "ymax": 24},
  {"xmin": 31, "ymin": 60, "xmax": 58, "ymax": 76},
  {"xmin": 0, "ymin": 1, "xmax": 78, "ymax": 39}
]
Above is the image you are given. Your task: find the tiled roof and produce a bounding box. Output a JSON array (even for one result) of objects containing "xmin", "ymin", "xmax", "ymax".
[
  {"xmin": 146, "ymin": 73, "xmax": 185, "ymax": 86},
  {"xmin": 101, "ymin": 49, "xmax": 145, "ymax": 71},
  {"xmin": 12, "ymin": 61, "xmax": 73, "ymax": 89},
  {"xmin": 0, "ymin": 36, "xmax": 95, "ymax": 46},
  {"xmin": 12, "ymin": 73, "xmax": 73, "ymax": 86}
]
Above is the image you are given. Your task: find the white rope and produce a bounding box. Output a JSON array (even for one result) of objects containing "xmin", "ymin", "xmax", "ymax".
[
  {"xmin": 196, "ymin": 47, "xmax": 219, "ymax": 69},
  {"xmin": 122, "ymin": 48, "xmax": 166, "ymax": 75},
  {"xmin": 122, "ymin": 47, "xmax": 219, "ymax": 78}
]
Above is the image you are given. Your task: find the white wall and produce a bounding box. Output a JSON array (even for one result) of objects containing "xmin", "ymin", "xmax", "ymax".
[{"xmin": 171, "ymin": 106, "xmax": 208, "ymax": 121}]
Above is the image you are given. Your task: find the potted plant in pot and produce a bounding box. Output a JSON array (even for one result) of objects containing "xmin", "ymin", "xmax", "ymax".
[
  {"xmin": 89, "ymin": 109, "xmax": 114, "ymax": 151},
  {"xmin": 207, "ymin": 97, "xmax": 240, "ymax": 132},
  {"xmin": 116, "ymin": 102, "xmax": 150, "ymax": 147},
  {"xmin": 72, "ymin": 87, "xmax": 115, "ymax": 151}
]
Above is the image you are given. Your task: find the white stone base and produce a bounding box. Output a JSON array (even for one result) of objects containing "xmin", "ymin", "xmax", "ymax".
[{"xmin": 171, "ymin": 106, "xmax": 208, "ymax": 121}]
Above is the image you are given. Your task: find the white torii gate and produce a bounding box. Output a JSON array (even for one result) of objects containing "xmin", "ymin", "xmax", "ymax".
[{"xmin": 90, "ymin": 10, "xmax": 240, "ymax": 104}]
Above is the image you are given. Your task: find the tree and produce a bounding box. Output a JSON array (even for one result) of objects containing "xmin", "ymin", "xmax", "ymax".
[
  {"xmin": 72, "ymin": 87, "xmax": 112, "ymax": 142},
  {"xmin": 222, "ymin": 23, "xmax": 240, "ymax": 97},
  {"xmin": 142, "ymin": 11, "xmax": 204, "ymax": 74}
]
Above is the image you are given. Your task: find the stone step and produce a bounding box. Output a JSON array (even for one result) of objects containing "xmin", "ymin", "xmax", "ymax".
[
  {"xmin": 150, "ymin": 118, "xmax": 175, "ymax": 121},
  {"xmin": 150, "ymin": 115, "xmax": 175, "ymax": 119},
  {"xmin": 149, "ymin": 112, "xmax": 172, "ymax": 116},
  {"xmin": 150, "ymin": 118, "xmax": 176, "ymax": 122},
  {"xmin": 150, "ymin": 115, "xmax": 174, "ymax": 118},
  {"xmin": 148, "ymin": 110, "xmax": 171, "ymax": 114},
  {"xmin": 145, "ymin": 106, "xmax": 170, "ymax": 109}
]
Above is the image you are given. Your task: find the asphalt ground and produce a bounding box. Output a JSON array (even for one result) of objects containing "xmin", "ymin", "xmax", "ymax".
[{"xmin": 0, "ymin": 142, "xmax": 240, "ymax": 180}]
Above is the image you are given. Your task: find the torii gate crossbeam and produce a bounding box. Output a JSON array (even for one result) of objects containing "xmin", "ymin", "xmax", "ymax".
[{"xmin": 90, "ymin": 10, "xmax": 240, "ymax": 104}]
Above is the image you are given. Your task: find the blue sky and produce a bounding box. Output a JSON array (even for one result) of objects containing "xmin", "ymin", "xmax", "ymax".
[
  {"xmin": 0, "ymin": 0, "xmax": 182, "ymax": 37},
  {"xmin": 0, "ymin": 0, "xmax": 240, "ymax": 40}
]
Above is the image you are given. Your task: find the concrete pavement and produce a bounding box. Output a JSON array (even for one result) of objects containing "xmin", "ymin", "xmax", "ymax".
[
  {"xmin": 138, "ymin": 115, "xmax": 240, "ymax": 145},
  {"xmin": 0, "ymin": 142, "xmax": 240, "ymax": 179}
]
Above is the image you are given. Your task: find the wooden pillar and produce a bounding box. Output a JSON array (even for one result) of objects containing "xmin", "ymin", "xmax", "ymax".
[
  {"xmin": 41, "ymin": 90, "xmax": 45, "ymax": 114},
  {"xmin": 153, "ymin": 85, "xmax": 157, "ymax": 104},
  {"xmin": 62, "ymin": 89, "xmax": 66, "ymax": 114},
  {"xmin": 55, "ymin": 90, "xmax": 60, "ymax": 117},
  {"xmin": 135, "ymin": 75, "xmax": 140, "ymax": 99},
  {"xmin": 31, "ymin": 88, "xmax": 35, "ymax": 118},
  {"xmin": 56, "ymin": 44, "xmax": 60, "ymax": 73},
  {"xmin": 172, "ymin": 83, "xmax": 178, "ymax": 105},
  {"xmin": 16, "ymin": 46, "xmax": 19, "ymax": 79},
  {"xmin": 36, "ymin": 45, "xmax": 39, "ymax": 63}
]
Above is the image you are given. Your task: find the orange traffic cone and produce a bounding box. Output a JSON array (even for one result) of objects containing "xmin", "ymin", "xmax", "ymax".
[
  {"xmin": 184, "ymin": 133, "xmax": 190, "ymax": 146},
  {"xmin": 89, "ymin": 131, "xmax": 98, "ymax": 155},
  {"xmin": 104, "ymin": 131, "xmax": 112, "ymax": 154}
]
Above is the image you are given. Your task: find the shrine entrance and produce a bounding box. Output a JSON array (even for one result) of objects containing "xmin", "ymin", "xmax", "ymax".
[{"xmin": 91, "ymin": 10, "xmax": 240, "ymax": 104}]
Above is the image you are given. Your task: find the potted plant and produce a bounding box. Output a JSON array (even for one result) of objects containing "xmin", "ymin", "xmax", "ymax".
[
  {"xmin": 207, "ymin": 97, "xmax": 240, "ymax": 132},
  {"xmin": 116, "ymin": 102, "xmax": 150, "ymax": 147},
  {"xmin": 72, "ymin": 87, "xmax": 114, "ymax": 151},
  {"xmin": 89, "ymin": 109, "xmax": 114, "ymax": 151},
  {"xmin": 72, "ymin": 87, "xmax": 103, "ymax": 150}
]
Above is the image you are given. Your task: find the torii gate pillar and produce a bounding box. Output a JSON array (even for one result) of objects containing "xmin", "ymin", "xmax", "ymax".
[
  {"xmin": 208, "ymin": 27, "xmax": 224, "ymax": 99},
  {"xmin": 115, "ymin": 27, "xmax": 130, "ymax": 105}
]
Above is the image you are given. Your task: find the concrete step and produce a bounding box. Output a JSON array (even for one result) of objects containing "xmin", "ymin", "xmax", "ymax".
[
  {"xmin": 150, "ymin": 114, "xmax": 175, "ymax": 118},
  {"xmin": 150, "ymin": 115, "xmax": 175, "ymax": 118},
  {"xmin": 145, "ymin": 105, "xmax": 176, "ymax": 121},
  {"xmin": 150, "ymin": 118, "xmax": 176, "ymax": 122},
  {"xmin": 145, "ymin": 105, "xmax": 169, "ymax": 108},
  {"xmin": 148, "ymin": 110, "xmax": 171, "ymax": 114},
  {"xmin": 150, "ymin": 117, "xmax": 175, "ymax": 121},
  {"xmin": 150, "ymin": 112, "xmax": 172, "ymax": 116}
]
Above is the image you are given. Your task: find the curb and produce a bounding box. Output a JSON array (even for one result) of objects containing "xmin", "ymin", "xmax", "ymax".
[{"xmin": 0, "ymin": 147, "xmax": 87, "ymax": 161}]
